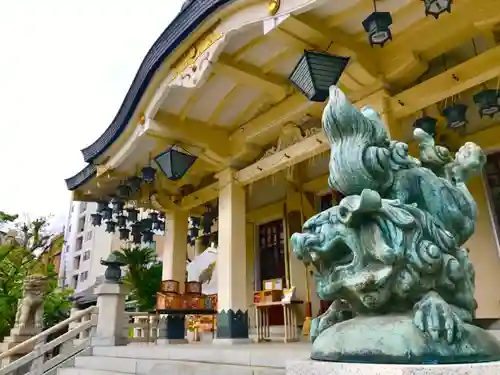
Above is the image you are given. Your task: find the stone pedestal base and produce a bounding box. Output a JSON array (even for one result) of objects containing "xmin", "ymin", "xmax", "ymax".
[
  {"xmin": 157, "ymin": 338, "xmax": 188, "ymax": 345},
  {"xmin": 0, "ymin": 328, "xmax": 39, "ymax": 366},
  {"xmin": 287, "ymin": 360, "xmax": 500, "ymax": 375}
]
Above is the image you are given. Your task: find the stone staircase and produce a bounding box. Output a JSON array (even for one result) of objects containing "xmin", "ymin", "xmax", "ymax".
[{"xmin": 57, "ymin": 342, "xmax": 311, "ymax": 375}]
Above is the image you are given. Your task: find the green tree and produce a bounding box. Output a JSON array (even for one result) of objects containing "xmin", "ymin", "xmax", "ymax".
[
  {"xmin": 115, "ymin": 246, "xmax": 162, "ymax": 311},
  {"xmin": 0, "ymin": 214, "xmax": 72, "ymax": 340}
]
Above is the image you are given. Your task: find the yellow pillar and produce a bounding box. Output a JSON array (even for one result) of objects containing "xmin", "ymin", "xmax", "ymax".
[
  {"xmin": 215, "ymin": 168, "xmax": 249, "ymax": 341},
  {"xmin": 161, "ymin": 210, "xmax": 189, "ymax": 292}
]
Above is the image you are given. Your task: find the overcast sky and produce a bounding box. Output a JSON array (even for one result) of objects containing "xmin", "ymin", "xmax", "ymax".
[{"xmin": 0, "ymin": 0, "xmax": 183, "ymax": 230}]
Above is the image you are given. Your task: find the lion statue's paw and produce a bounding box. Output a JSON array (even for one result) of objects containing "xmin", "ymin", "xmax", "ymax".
[
  {"xmin": 413, "ymin": 291, "xmax": 464, "ymax": 344},
  {"xmin": 311, "ymin": 300, "xmax": 353, "ymax": 343}
]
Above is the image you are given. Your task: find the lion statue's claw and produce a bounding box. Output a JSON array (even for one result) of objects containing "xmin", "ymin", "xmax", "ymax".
[
  {"xmin": 310, "ymin": 300, "xmax": 353, "ymax": 343},
  {"xmin": 414, "ymin": 292, "xmax": 464, "ymax": 344}
]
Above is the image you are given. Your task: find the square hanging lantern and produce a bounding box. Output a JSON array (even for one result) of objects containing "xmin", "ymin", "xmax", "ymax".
[
  {"xmin": 126, "ymin": 208, "xmax": 139, "ymax": 223},
  {"xmin": 132, "ymin": 232, "xmax": 142, "ymax": 245},
  {"xmin": 362, "ymin": 12, "xmax": 393, "ymax": 47},
  {"xmin": 154, "ymin": 146, "xmax": 198, "ymax": 181},
  {"xmin": 102, "ymin": 207, "xmax": 113, "ymax": 220},
  {"xmin": 112, "ymin": 199, "xmax": 125, "ymax": 214},
  {"xmin": 442, "ymin": 103, "xmax": 468, "ymax": 129},
  {"xmin": 288, "ymin": 50, "xmax": 350, "ymax": 102},
  {"xmin": 127, "ymin": 176, "xmax": 142, "ymax": 192},
  {"xmin": 148, "ymin": 211, "xmax": 159, "ymax": 222},
  {"xmin": 142, "ymin": 230, "xmax": 154, "ymax": 243},
  {"xmin": 187, "ymin": 234, "xmax": 195, "ymax": 247},
  {"xmin": 157, "ymin": 221, "xmax": 165, "ymax": 232},
  {"xmin": 131, "ymin": 222, "xmax": 142, "ymax": 236},
  {"xmin": 141, "ymin": 166, "xmax": 157, "ymax": 183},
  {"xmin": 423, "ymin": 0, "xmax": 452, "ymax": 19},
  {"xmin": 91, "ymin": 213, "xmax": 103, "ymax": 227},
  {"xmin": 189, "ymin": 226, "xmax": 200, "ymax": 238},
  {"xmin": 413, "ymin": 116, "xmax": 437, "ymax": 136},
  {"xmin": 473, "ymin": 89, "xmax": 500, "ymax": 118},
  {"xmin": 117, "ymin": 185, "xmax": 131, "ymax": 199},
  {"xmin": 105, "ymin": 220, "xmax": 117, "ymax": 233},
  {"xmin": 141, "ymin": 218, "xmax": 153, "ymax": 231},
  {"xmin": 96, "ymin": 201, "xmax": 109, "ymax": 213},
  {"xmin": 119, "ymin": 227, "xmax": 130, "ymax": 241},
  {"xmin": 116, "ymin": 214, "xmax": 127, "ymax": 228}
]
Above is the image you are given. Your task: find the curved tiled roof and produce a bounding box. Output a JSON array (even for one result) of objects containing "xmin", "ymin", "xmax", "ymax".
[
  {"xmin": 65, "ymin": 164, "xmax": 97, "ymax": 190},
  {"xmin": 67, "ymin": 0, "xmax": 235, "ymax": 191},
  {"xmin": 79, "ymin": 0, "xmax": 235, "ymax": 164}
]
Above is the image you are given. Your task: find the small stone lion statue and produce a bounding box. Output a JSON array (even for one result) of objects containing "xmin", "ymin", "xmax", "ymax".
[{"xmin": 14, "ymin": 275, "xmax": 48, "ymax": 331}]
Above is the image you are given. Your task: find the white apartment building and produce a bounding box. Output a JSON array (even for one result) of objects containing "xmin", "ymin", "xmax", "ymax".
[
  {"xmin": 61, "ymin": 201, "xmax": 113, "ymax": 293},
  {"xmin": 61, "ymin": 200, "xmax": 168, "ymax": 294}
]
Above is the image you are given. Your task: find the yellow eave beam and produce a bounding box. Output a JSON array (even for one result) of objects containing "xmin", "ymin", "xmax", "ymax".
[
  {"xmin": 236, "ymin": 133, "xmax": 329, "ymax": 186},
  {"xmin": 213, "ymin": 54, "xmax": 289, "ymax": 101},
  {"xmin": 390, "ymin": 45, "xmax": 500, "ymax": 119},
  {"xmin": 153, "ymin": 111, "xmax": 232, "ymax": 162}
]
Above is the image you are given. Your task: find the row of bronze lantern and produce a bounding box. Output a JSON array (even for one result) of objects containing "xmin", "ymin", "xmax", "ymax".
[
  {"xmin": 413, "ymin": 92, "xmax": 500, "ymax": 137},
  {"xmin": 186, "ymin": 204, "xmax": 218, "ymax": 246},
  {"xmin": 90, "ymin": 199, "xmax": 165, "ymax": 245},
  {"xmin": 362, "ymin": 0, "xmax": 452, "ymax": 48}
]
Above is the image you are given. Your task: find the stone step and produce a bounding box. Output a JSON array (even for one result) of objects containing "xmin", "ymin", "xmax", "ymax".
[
  {"xmin": 65, "ymin": 356, "xmax": 284, "ymax": 375},
  {"xmin": 91, "ymin": 343, "xmax": 309, "ymax": 368}
]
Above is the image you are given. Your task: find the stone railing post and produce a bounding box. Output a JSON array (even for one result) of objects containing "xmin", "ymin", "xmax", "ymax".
[
  {"xmin": 91, "ymin": 253, "xmax": 129, "ymax": 346},
  {"xmin": 91, "ymin": 283, "xmax": 128, "ymax": 346}
]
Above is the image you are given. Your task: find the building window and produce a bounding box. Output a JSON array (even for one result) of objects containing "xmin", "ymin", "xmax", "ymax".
[
  {"xmin": 83, "ymin": 250, "xmax": 91, "ymax": 261},
  {"xmin": 79, "ymin": 271, "xmax": 88, "ymax": 282},
  {"xmin": 75, "ymin": 236, "xmax": 83, "ymax": 251},
  {"xmin": 85, "ymin": 231, "xmax": 92, "ymax": 242},
  {"xmin": 73, "ymin": 255, "xmax": 81, "ymax": 270},
  {"xmin": 72, "ymin": 275, "xmax": 78, "ymax": 289},
  {"xmin": 77, "ymin": 217, "xmax": 85, "ymax": 232},
  {"xmin": 68, "ymin": 224, "xmax": 72, "ymax": 234}
]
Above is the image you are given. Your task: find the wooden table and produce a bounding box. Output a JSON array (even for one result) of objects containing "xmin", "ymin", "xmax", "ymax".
[{"xmin": 254, "ymin": 301, "xmax": 302, "ymax": 343}]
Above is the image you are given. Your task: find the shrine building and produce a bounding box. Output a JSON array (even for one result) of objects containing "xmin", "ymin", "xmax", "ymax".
[{"xmin": 65, "ymin": 0, "xmax": 500, "ymax": 338}]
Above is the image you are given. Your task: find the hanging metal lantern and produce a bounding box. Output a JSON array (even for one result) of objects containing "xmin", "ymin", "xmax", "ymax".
[
  {"xmin": 132, "ymin": 232, "xmax": 142, "ymax": 244},
  {"xmin": 112, "ymin": 199, "xmax": 125, "ymax": 214},
  {"xmin": 413, "ymin": 116, "xmax": 438, "ymax": 136},
  {"xmin": 158, "ymin": 211, "xmax": 165, "ymax": 220},
  {"xmin": 442, "ymin": 103, "xmax": 468, "ymax": 129},
  {"xmin": 189, "ymin": 226, "xmax": 200, "ymax": 238},
  {"xmin": 148, "ymin": 211, "xmax": 159, "ymax": 222},
  {"xmin": 423, "ymin": 0, "xmax": 452, "ymax": 19},
  {"xmin": 102, "ymin": 207, "xmax": 113, "ymax": 220},
  {"xmin": 119, "ymin": 227, "xmax": 130, "ymax": 241},
  {"xmin": 96, "ymin": 201, "xmax": 109, "ymax": 213},
  {"xmin": 190, "ymin": 216, "xmax": 201, "ymax": 227},
  {"xmin": 157, "ymin": 220, "xmax": 165, "ymax": 232},
  {"xmin": 288, "ymin": 51, "xmax": 350, "ymax": 102},
  {"xmin": 91, "ymin": 213, "xmax": 103, "ymax": 226},
  {"xmin": 154, "ymin": 146, "xmax": 198, "ymax": 181},
  {"xmin": 142, "ymin": 230, "xmax": 154, "ymax": 243},
  {"xmin": 362, "ymin": 12, "xmax": 393, "ymax": 47},
  {"xmin": 141, "ymin": 166, "xmax": 157, "ymax": 183},
  {"xmin": 117, "ymin": 185, "xmax": 131, "ymax": 199},
  {"xmin": 187, "ymin": 234, "xmax": 195, "ymax": 247},
  {"xmin": 126, "ymin": 208, "xmax": 139, "ymax": 222},
  {"xmin": 473, "ymin": 89, "xmax": 500, "ymax": 118},
  {"xmin": 105, "ymin": 220, "xmax": 117, "ymax": 233},
  {"xmin": 116, "ymin": 214, "xmax": 127, "ymax": 228},
  {"xmin": 141, "ymin": 218, "xmax": 153, "ymax": 231},
  {"xmin": 127, "ymin": 176, "xmax": 142, "ymax": 192},
  {"xmin": 131, "ymin": 222, "xmax": 142, "ymax": 236},
  {"xmin": 152, "ymin": 219, "xmax": 163, "ymax": 231}
]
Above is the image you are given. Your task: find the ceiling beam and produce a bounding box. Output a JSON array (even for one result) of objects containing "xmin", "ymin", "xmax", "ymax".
[
  {"xmin": 236, "ymin": 132, "xmax": 329, "ymax": 186},
  {"xmin": 390, "ymin": 44, "xmax": 500, "ymax": 119},
  {"xmin": 301, "ymin": 174, "xmax": 329, "ymax": 194},
  {"xmin": 377, "ymin": 0, "xmax": 499, "ymax": 82},
  {"xmin": 180, "ymin": 182, "xmax": 219, "ymax": 211},
  {"xmin": 153, "ymin": 111, "xmax": 232, "ymax": 162},
  {"xmin": 228, "ymin": 93, "xmax": 321, "ymax": 155},
  {"xmin": 213, "ymin": 54, "xmax": 290, "ymax": 101},
  {"xmin": 325, "ymin": 0, "xmax": 383, "ymax": 29}
]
